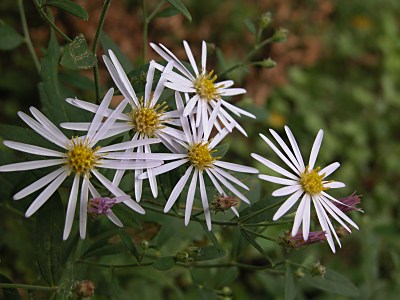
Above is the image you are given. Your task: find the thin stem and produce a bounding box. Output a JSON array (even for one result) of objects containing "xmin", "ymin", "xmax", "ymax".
[
  {"xmin": 92, "ymin": 0, "xmax": 112, "ymax": 102},
  {"xmin": 178, "ymin": 262, "xmax": 284, "ymax": 273},
  {"xmin": 0, "ymin": 283, "xmax": 58, "ymax": 291},
  {"xmin": 76, "ymin": 260, "xmax": 153, "ymax": 269},
  {"xmin": 33, "ymin": 0, "xmax": 72, "ymax": 43},
  {"xmin": 238, "ymin": 199, "xmax": 285, "ymax": 223},
  {"xmin": 147, "ymin": 0, "xmax": 166, "ymax": 21},
  {"xmin": 141, "ymin": 0, "xmax": 148, "ymax": 64},
  {"xmin": 18, "ymin": 0, "xmax": 40, "ymax": 73},
  {"xmin": 220, "ymin": 36, "xmax": 274, "ymax": 77},
  {"xmin": 241, "ymin": 226, "xmax": 276, "ymax": 242},
  {"xmin": 244, "ymin": 220, "xmax": 294, "ymax": 227}
]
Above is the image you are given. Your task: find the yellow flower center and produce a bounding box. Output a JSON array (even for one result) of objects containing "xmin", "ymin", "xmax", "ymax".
[
  {"xmin": 66, "ymin": 138, "xmax": 100, "ymax": 176},
  {"xmin": 194, "ymin": 70, "xmax": 222, "ymax": 102},
  {"xmin": 300, "ymin": 166, "xmax": 329, "ymax": 195},
  {"xmin": 129, "ymin": 98, "xmax": 167, "ymax": 137},
  {"xmin": 188, "ymin": 142, "xmax": 216, "ymax": 170}
]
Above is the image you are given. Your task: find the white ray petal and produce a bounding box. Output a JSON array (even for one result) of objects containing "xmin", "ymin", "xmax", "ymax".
[
  {"xmin": 318, "ymin": 199, "xmax": 342, "ymax": 248},
  {"xmin": 309, "ymin": 129, "xmax": 324, "ymax": 170},
  {"xmin": 199, "ymin": 171, "xmax": 211, "ymax": 230},
  {"xmin": 185, "ymin": 169, "xmax": 198, "ymax": 225},
  {"xmin": 205, "ymin": 169, "xmax": 225, "ymax": 195},
  {"xmin": 259, "ymin": 133, "xmax": 299, "ymax": 174},
  {"xmin": 210, "ymin": 169, "xmax": 250, "ymax": 204},
  {"xmin": 152, "ymin": 62, "xmax": 174, "ymax": 107},
  {"xmin": 204, "ymin": 100, "xmax": 221, "ymax": 140},
  {"xmin": 217, "ymin": 80, "xmax": 234, "ymax": 88},
  {"xmin": 324, "ymin": 181, "xmax": 345, "ymax": 189},
  {"xmin": 272, "ymin": 184, "xmax": 302, "ymax": 197},
  {"xmin": 29, "ymin": 107, "xmax": 69, "ymax": 145},
  {"xmin": 60, "ymin": 122, "xmax": 91, "ymax": 131},
  {"xmin": 63, "ymin": 174, "xmax": 79, "ymax": 240},
  {"xmin": 183, "ymin": 40, "xmax": 199, "ymax": 75},
  {"xmin": 284, "ymin": 126, "xmax": 305, "ymax": 171},
  {"xmin": 107, "ymin": 211, "xmax": 123, "ymax": 227},
  {"xmin": 313, "ymin": 197, "xmax": 337, "ymax": 252},
  {"xmin": 18, "ymin": 112, "xmax": 66, "ymax": 149},
  {"xmin": 220, "ymin": 88, "xmax": 246, "ymax": 96},
  {"xmin": 258, "ymin": 174, "xmax": 298, "ymax": 185},
  {"xmin": 273, "ymin": 189, "xmax": 303, "ymax": 220},
  {"xmin": 139, "ymin": 159, "xmax": 189, "ymax": 179},
  {"xmin": 251, "ymin": 153, "xmax": 299, "ymax": 180},
  {"xmin": 214, "ymin": 160, "xmax": 258, "ymax": 174},
  {"xmin": 302, "ymin": 194, "xmax": 311, "ymax": 240},
  {"xmin": 0, "ymin": 159, "xmax": 64, "ymax": 172},
  {"xmin": 98, "ymin": 160, "xmax": 163, "ymax": 170},
  {"xmin": 201, "ymin": 100, "xmax": 209, "ymax": 137},
  {"xmin": 214, "ymin": 167, "xmax": 249, "ymax": 190},
  {"xmin": 134, "ymin": 145, "xmax": 143, "ymax": 202},
  {"xmin": 319, "ymin": 162, "xmax": 340, "ymax": 178},
  {"xmin": 3, "ymin": 141, "xmax": 64, "ymax": 157},
  {"xmin": 183, "ymin": 95, "xmax": 200, "ymax": 117},
  {"xmin": 79, "ymin": 177, "xmax": 89, "ymax": 239},
  {"xmin": 88, "ymin": 181, "xmax": 101, "ymax": 198},
  {"xmin": 145, "ymin": 61, "xmax": 155, "ymax": 102},
  {"xmin": 25, "ymin": 170, "xmax": 69, "ymax": 217},
  {"xmin": 145, "ymin": 144, "xmax": 158, "ymax": 198},
  {"xmin": 176, "ymin": 92, "xmax": 193, "ymax": 144},
  {"xmin": 220, "ymin": 100, "xmax": 255, "ymax": 119},
  {"xmin": 165, "ymin": 82, "xmax": 195, "ymax": 93},
  {"xmin": 97, "ymin": 138, "xmax": 159, "ymax": 153},
  {"xmin": 122, "ymin": 197, "xmax": 146, "ymax": 214},
  {"xmin": 291, "ymin": 193, "xmax": 308, "ymax": 238},
  {"xmin": 13, "ymin": 167, "xmax": 67, "ymax": 200},
  {"xmin": 195, "ymin": 97, "xmax": 202, "ymax": 127},
  {"xmin": 104, "ymin": 152, "xmax": 186, "ymax": 160},
  {"xmin": 318, "ymin": 195, "xmax": 359, "ymax": 229},
  {"xmin": 201, "ymin": 41, "xmax": 207, "ymax": 71},
  {"xmin": 164, "ymin": 166, "xmax": 193, "ymax": 212},
  {"xmin": 269, "ymin": 129, "xmax": 302, "ymax": 172},
  {"xmin": 162, "ymin": 127, "xmax": 187, "ymax": 141},
  {"xmin": 86, "ymin": 88, "xmax": 114, "ymax": 140}
]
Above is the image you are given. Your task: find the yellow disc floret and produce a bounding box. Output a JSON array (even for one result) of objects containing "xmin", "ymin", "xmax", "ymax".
[
  {"xmin": 66, "ymin": 138, "xmax": 100, "ymax": 176},
  {"xmin": 129, "ymin": 98, "xmax": 167, "ymax": 137},
  {"xmin": 194, "ymin": 70, "xmax": 222, "ymax": 102},
  {"xmin": 300, "ymin": 166, "xmax": 329, "ymax": 195},
  {"xmin": 188, "ymin": 142, "xmax": 216, "ymax": 170}
]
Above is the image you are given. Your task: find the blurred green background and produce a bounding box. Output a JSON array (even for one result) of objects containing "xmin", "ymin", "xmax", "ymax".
[{"xmin": 1, "ymin": 0, "xmax": 400, "ymax": 299}]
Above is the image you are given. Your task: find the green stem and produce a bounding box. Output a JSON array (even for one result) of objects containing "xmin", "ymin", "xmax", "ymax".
[
  {"xmin": 220, "ymin": 36, "xmax": 274, "ymax": 77},
  {"xmin": 241, "ymin": 226, "xmax": 276, "ymax": 242},
  {"xmin": 243, "ymin": 220, "xmax": 294, "ymax": 227},
  {"xmin": 92, "ymin": 0, "xmax": 112, "ymax": 102},
  {"xmin": 0, "ymin": 283, "xmax": 58, "ymax": 291},
  {"xmin": 141, "ymin": 0, "xmax": 148, "ymax": 64},
  {"xmin": 77, "ymin": 260, "xmax": 153, "ymax": 269},
  {"xmin": 147, "ymin": 0, "xmax": 166, "ymax": 21},
  {"xmin": 238, "ymin": 199, "xmax": 285, "ymax": 223},
  {"xmin": 33, "ymin": 0, "xmax": 72, "ymax": 42},
  {"xmin": 18, "ymin": 0, "xmax": 40, "ymax": 73},
  {"xmin": 178, "ymin": 262, "xmax": 283, "ymax": 273}
]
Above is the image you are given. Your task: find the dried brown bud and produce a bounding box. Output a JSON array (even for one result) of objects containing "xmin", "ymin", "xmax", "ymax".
[
  {"xmin": 75, "ymin": 280, "xmax": 95, "ymax": 299},
  {"xmin": 278, "ymin": 230, "xmax": 326, "ymax": 251},
  {"xmin": 211, "ymin": 194, "xmax": 238, "ymax": 213}
]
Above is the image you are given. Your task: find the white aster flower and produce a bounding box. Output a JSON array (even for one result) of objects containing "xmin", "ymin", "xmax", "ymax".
[
  {"xmin": 0, "ymin": 88, "xmax": 163, "ymax": 240},
  {"xmin": 61, "ymin": 50, "xmax": 186, "ymax": 202},
  {"xmin": 251, "ymin": 126, "xmax": 359, "ymax": 252},
  {"xmin": 138, "ymin": 92, "xmax": 259, "ymax": 230},
  {"xmin": 150, "ymin": 40, "xmax": 256, "ymax": 137}
]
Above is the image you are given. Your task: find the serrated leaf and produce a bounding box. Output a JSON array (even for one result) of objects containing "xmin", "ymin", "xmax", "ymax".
[
  {"xmin": 44, "ymin": 0, "xmax": 89, "ymax": 20},
  {"xmin": 239, "ymin": 226, "xmax": 273, "ymax": 265},
  {"xmin": 118, "ymin": 229, "xmax": 140, "ymax": 261},
  {"xmin": 34, "ymin": 192, "xmax": 64, "ymax": 285},
  {"xmin": 0, "ymin": 274, "xmax": 22, "ymax": 300},
  {"xmin": 100, "ymin": 32, "xmax": 133, "ymax": 72},
  {"xmin": 285, "ymin": 265, "xmax": 296, "ymax": 300},
  {"xmin": 166, "ymin": 0, "xmax": 192, "ymax": 22},
  {"xmin": 195, "ymin": 245, "xmax": 226, "ymax": 261},
  {"xmin": 300, "ymin": 269, "xmax": 360, "ymax": 297},
  {"xmin": 244, "ymin": 18, "xmax": 257, "ymax": 35},
  {"xmin": 153, "ymin": 256, "xmax": 176, "ymax": 270},
  {"xmin": 0, "ymin": 20, "xmax": 24, "ymax": 50},
  {"xmin": 60, "ymin": 34, "xmax": 97, "ymax": 70}
]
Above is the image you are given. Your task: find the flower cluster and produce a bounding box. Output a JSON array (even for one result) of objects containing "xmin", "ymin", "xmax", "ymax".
[{"xmin": 0, "ymin": 40, "xmax": 359, "ymax": 252}]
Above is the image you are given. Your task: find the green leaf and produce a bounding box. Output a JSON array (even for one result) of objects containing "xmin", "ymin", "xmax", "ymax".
[
  {"xmin": 300, "ymin": 269, "xmax": 360, "ymax": 297},
  {"xmin": 153, "ymin": 256, "xmax": 176, "ymax": 270},
  {"xmin": 39, "ymin": 30, "xmax": 71, "ymax": 123},
  {"xmin": 239, "ymin": 226, "xmax": 273, "ymax": 265},
  {"xmin": 166, "ymin": 0, "xmax": 192, "ymax": 22},
  {"xmin": 0, "ymin": 20, "xmax": 24, "ymax": 50},
  {"xmin": 34, "ymin": 192, "xmax": 64, "ymax": 285},
  {"xmin": 82, "ymin": 244, "xmax": 125, "ymax": 258},
  {"xmin": 239, "ymin": 197, "xmax": 282, "ymax": 224},
  {"xmin": 44, "ymin": 0, "xmax": 89, "ymax": 20},
  {"xmin": 284, "ymin": 265, "xmax": 296, "ymax": 300},
  {"xmin": 60, "ymin": 34, "xmax": 97, "ymax": 70},
  {"xmin": 195, "ymin": 245, "xmax": 226, "ymax": 261},
  {"xmin": 244, "ymin": 18, "xmax": 256, "ymax": 35},
  {"xmin": 118, "ymin": 229, "xmax": 140, "ymax": 261},
  {"xmin": 100, "ymin": 32, "xmax": 134, "ymax": 72},
  {"xmin": 155, "ymin": 6, "xmax": 180, "ymax": 18},
  {"xmin": 214, "ymin": 267, "xmax": 239, "ymax": 288},
  {"xmin": 0, "ymin": 274, "xmax": 22, "ymax": 300}
]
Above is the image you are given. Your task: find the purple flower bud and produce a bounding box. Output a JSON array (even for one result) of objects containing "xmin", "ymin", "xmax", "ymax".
[
  {"xmin": 279, "ymin": 230, "xmax": 327, "ymax": 250},
  {"xmin": 88, "ymin": 197, "xmax": 117, "ymax": 216},
  {"xmin": 334, "ymin": 193, "xmax": 363, "ymax": 213}
]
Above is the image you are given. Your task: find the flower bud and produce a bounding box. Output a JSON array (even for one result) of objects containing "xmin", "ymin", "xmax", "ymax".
[
  {"xmin": 272, "ymin": 28, "xmax": 288, "ymax": 42},
  {"xmin": 211, "ymin": 194, "xmax": 238, "ymax": 214},
  {"xmin": 310, "ymin": 262, "xmax": 326, "ymax": 277},
  {"xmin": 294, "ymin": 268, "xmax": 305, "ymax": 279},
  {"xmin": 75, "ymin": 280, "xmax": 95, "ymax": 299},
  {"xmin": 141, "ymin": 240, "xmax": 149, "ymax": 250},
  {"xmin": 278, "ymin": 230, "xmax": 326, "ymax": 251},
  {"xmin": 88, "ymin": 197, "xmax": 116, "ymax": 216},
  {"xmin": 255, "ymin": 58, "xmax": 277, "ymax": 69},
  {"xmin": 259, "ymin": 12, "xmax": 272, "ymax": 29},
  {"xmin": 335, "ymin": 193, "xmax": 363, "ymax": 213}
]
